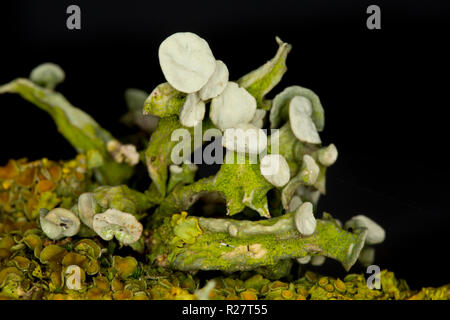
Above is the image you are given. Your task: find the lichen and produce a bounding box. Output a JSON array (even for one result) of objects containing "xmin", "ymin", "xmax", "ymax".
[{"xmin": 0, "ymin": 32, "xmax": 447, "ymax": 301}]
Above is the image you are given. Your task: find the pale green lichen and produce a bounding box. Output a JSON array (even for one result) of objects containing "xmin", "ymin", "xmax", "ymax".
[
  {"xmin": 121, "ymin": 88, "xmax": 159, "ymax": 133},
  {"xmin": 29, "ymin": 63, "xmax": 65, "ymax": 90},
  {"xmin": 154, "ymin": 152, "xmax": 273, "ymax": 219},
  {"xmin": 77, "ymin": 192, "xmax": 99, "ymax": 229},
  {"xmin": 92, "ymin": 185, "xmax": 152, "ymax": 215},
  {"xmin": 315, "ymin": 144, "xmax": 338, "ymax": 167},
  {"xmin": 144, "ymin": 116, "xmax": 215, "ymax": 197},
  {"xmin": 268, "ymin": 123, "xmax": 304, "ymax": 176},
  {"xmin": 345, "ymin": 215, "xmax": 385, "ymax": 245},
  {"xmin": 238, "ymin": 37, "xmax": 292, "ymax": 110},
  {"xmin": 39, "ymin": 208, "xmax": 80, "ymax": 240},
  {"xmin": 143, "ymin": 83, "xmax": 186, "ymax": 117},
  {"xmin": 270, "ymin": 85, "xmax": 325, "ymax": 131},
  {"xmin": 160, "ymin": 211, "xmax": 367, "ymax": 273},
  {"xmin": 145, "ymin": 116, "xmax": 184, "ymax": 196},
  {"xmin": 92, "ymin": 208, "xmax": 143, "ymax": 245},
  {"xmin": 281, "ymin": 155, "xmax": 320, "ymax": 210},
  {"xmin": 167, "ymin": 162, "xmax": 198, "ymax": 193}
]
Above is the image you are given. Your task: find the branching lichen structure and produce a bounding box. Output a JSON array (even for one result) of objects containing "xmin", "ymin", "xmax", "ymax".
[{"xmin": 0, "ymin": 32, "xmax": 448, "ymax": 300}]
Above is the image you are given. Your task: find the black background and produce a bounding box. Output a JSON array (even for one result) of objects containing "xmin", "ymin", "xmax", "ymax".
[{"xmin": 1, "ymin": 0, "xmax": 449, "ymax": 289}]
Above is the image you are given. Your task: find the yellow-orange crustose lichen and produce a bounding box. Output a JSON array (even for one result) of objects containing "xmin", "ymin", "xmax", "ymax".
[{"xmin": 0, "ymin": 155, "xmax": 92, "ymax": 221}]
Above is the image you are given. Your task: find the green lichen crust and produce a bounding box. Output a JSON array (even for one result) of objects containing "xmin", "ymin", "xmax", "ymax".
[
  {"xmin": 0, "ymin": 78, "xmax": 133, "ymax": 185},
  {"xmin": 151, "ymin": 211, "xmax": 367, "ymax": 274},
  {"xmin": 237, "ymin": 37, "xmax": 292, "ymax": 110},
  {"xmin": 167, "ymin": 163, "xmax": 198, "ymax": 194},
  {"xmin": 144, "ymin": 116, "xmax": 182, "ymax": 197},
  {"xmin": 154, "ymin": 154, "xmax": 273, "ymax": 220}
]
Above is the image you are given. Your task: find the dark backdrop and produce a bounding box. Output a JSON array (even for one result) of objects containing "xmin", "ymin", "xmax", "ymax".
[{"xmin": 1, "ymin": 0, "xmax": 449, "ymax": 289}]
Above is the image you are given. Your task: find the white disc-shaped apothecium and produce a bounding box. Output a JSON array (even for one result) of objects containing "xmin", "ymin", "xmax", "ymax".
[
  {"xmin": 199, "ymin": 60, "xmax": 229, "ymax": 100},
  {"xmin": 294, "ymin": 202, "xmax": 317, "ymax": 236},
  {"xmin": 270, "ymin": 85, "xmax": 325, "ymax": 131},
  {"xmin": 289, "ymin": 96, "xmax": 321, "ymax": 144},
  {"xmin": 40, "ymin": 208, "xmax": 81, "ymax": 240},
  {"xmin": 92, "ymin": 209, "xmax": 143, "ymax": 245},
  {"xmin": 344, "ymin": 215, "xmax": 385, "ymax": 245},
  {"xmin": 210, "ymin": 82, "xmax": 257, "ymax": 130},
  {"xmin": 222, "ymin": 123, "xmax": 267, "ymax": 155},
  {"xmin": 179, "ymin": 93, "xmax": 206, "ymax": 127},
  {"xmin": 251, "ymin": 109, "xmax": 267, "ymax": 129},
  {"xmin": 317, "ymin": 144, "xmax": 338, "ymax": 167},
  {"xmin": 158, "ymin": 32, "xmax": 216, "ymax": 93},
  {"xmin": 300, "ymin": 154, "xmax": 320, "ymax": 185},
  {"xmin": 260, "ymin": 154, "xmax": 290, "ymax": 187},
  {"xmin": 78, "ymin": 192, "xmax": 96, "ymax": 229}
]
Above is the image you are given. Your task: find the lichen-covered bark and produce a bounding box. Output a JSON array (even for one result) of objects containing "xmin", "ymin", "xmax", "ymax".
[
  {"xmin": 150, "ymin": 211, "xmax": 367, "ymax": 275},
  {"xmin": 1, "ymin": 217, "xmax": 447, "ymax": 300}
]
